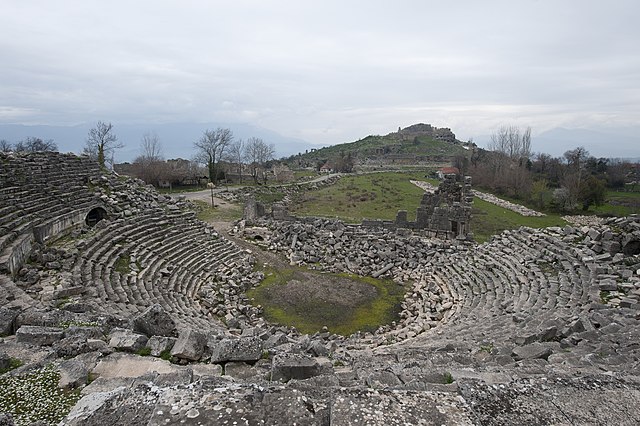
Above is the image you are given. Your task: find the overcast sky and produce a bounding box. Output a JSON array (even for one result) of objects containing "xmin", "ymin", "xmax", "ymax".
[{"xmin": 1, "ymin": 0, "xmax": 639, "ymax": 148}]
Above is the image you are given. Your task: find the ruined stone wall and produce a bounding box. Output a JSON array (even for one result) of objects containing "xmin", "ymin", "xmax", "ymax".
[{"xmin": 363, "ymin": 174, "xmax": 473, "ymax": 240}]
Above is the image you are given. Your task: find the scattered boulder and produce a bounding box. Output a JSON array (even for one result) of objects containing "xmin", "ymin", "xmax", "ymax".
[
  {"xmin": 53, "ymin": 335, "xmax": 92, "ymax": 358},
  {"xmin": 16, "ymin": 325, "xmax": 64, "ymax": 346},
  {"xmin": 271, "ymin": 353, "xmax": 323, "ymax": 382},
  {"xmin": 130, "ymin": 304, "xmax": 177, "ymax": 338},
  {"xmin": 171, "ymin": 329, "xmax": 207, "ymax": 361},
  {"xmin": 209, "ymin": 336, "xmax": 263, "ymax": 363},
  {"xmin": 512, "ymin": 343, "xmax": 554, "ymax": 361},
  {"xmin": 146, "ymin": 335, "xmax": 176, "ymax": 357},
  {"xmin": 58, "ymin": 352, "xmax": 100, "ymax": 389},
  {"xmin": 366, "ymin": 371, "xmax": 402, "ymax": 389},
  {"xmin": 0, "ymin": 351, "xmax": 11, "ymax": 372},
  {"xmin": 108, "ymin": 328, "xmax": 148, "ymax": 352}
]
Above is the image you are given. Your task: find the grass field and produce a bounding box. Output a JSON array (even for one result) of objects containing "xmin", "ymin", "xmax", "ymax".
[
  {"xmin": 291, "ymin": 171, "xmax": 571, "ymax": 242},
  {"xmin": 589, "ymin": 190, "xmax": 640, "ymax": 216},
  {"xmin": 192, "ymin": 200, "xmax": 243, "ymax": 222},
  {"xmin": 290, "ymin": 172, "xmax": 432, "ymax": 222},
  {"xmin": 470, "ymin": 197, "xmax": 566, "ymax": 243}
]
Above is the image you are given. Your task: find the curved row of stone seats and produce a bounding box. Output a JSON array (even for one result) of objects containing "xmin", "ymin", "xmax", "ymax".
[
  {"xmin": 0, "ymin": 152, "xmax": 106, "ymax": 277},
  {"xmin": 69, "ymin": 209, "xmax": 248, "ymax": 331},
  {"xmin": 400, "ymin": 226, "xmax": 599, "ymax": 345}
]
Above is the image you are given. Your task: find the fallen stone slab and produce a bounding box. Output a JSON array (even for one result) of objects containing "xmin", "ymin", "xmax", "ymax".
[
  {"xmin": 108, "ymin": 328, "xmax": 148, "ymax": 352},
  {"xmin": 366, "ymin": 371, "xmax": 402, "ymax": 389},
  {"xmin": 146, "ymin": 335, "xmax": 176, "ymax": 357},
  {"xmin": 171, "ymin": 329, "xmax": 207, "ymax": 361},
  {"xmin": 130, "ymin": 304, "xmax": 177, "ymax": 337},
  {"xmin": 209, "ymin": 336, "xmax": 263, "ymax": 363},
  {"xmin": 271, "ymin": 353, "xmax": 323, "ymax": 382},
  {"xmin": 16, "ymin": 325, "xmax": 64, "ymax": 346},
  {"xmin": 512, "ymin": 343, "xmax": 553, "ymax": 361},
  {"xmin": 91, "ymin": 352, "xmax": 188, "ymax": 379},
  {"xmin": 58, "ymin": 352, "xmax": 100, "ymax": 390}
]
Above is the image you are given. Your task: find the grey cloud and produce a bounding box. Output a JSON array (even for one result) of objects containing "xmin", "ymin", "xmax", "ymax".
[{"xmin": 0, "ymin": 1, "xmax": 638, "ymax": 153}]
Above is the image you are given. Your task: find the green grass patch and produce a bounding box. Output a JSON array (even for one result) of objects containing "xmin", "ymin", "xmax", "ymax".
[
  {"xmin": 192, "ymin": 200, "xmax": 244, "ymax": 222},
  {"xmin": 588, "ymin": 190, "xmax": 640, "ymax": 216},
  {"xmin": 0, "ymin": 358, "xmax": 23, "ymax": 375},
  {"xmin": 290, "ymin": 172, "xmax": 433, "ymax": 223},
  {"xmin": 157, "ymin": 186, "xmax": 205, "ymax": 194},
  {"xmin": 471, "ymin": 197, "xmax": 566, "ymax": 243},
  {"xmin": 0, "ymin": 364, "xmax": 82, "ymax": 425},
  {"xmin": 246, "ymin": 266, "xmax": 405, "ymax": 336},
  {"xmin": 255, "ymin": 191, "xmax": 285, "ymax": 205},
  {"xmin": 136, "ymin": 347, "xmax": 152, "ymax": 356},
  {"xmin": 113, "ymin": 254, "xmax": 131, "ymax": 275},
  {"xmin": 293, "ymin": 170, "xmax": 318, "ymax": 180}
]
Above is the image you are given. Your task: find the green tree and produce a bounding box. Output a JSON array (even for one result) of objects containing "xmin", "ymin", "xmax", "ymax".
[
  {"xmin": 530, "ymin": 179, "xmax": 549, "ymax": 209},
  {"xmin": 579, "ymin": 175, "xmax": 606, "ymax": 211}
]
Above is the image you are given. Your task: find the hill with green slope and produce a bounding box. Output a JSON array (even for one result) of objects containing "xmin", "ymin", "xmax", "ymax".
[{"xmin": 286, "ymin": 123, "xmax": 474, "ymax": 169}]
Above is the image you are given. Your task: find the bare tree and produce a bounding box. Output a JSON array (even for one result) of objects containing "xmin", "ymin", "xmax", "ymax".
[
  {"xmin": 245, "ymin": 137, "xmax": 275, "ymax": 184},
  {"xmin": 226, "ymin": 139, "xmax": 246, "ymax": 183},
  {"xmin": 133, "ymin": 132, "xmax": 165, "ymax": 185},
  {"xmin": 139, "ymin": 132, "xmax": 163, "ymax": 162},
  {"xmin": 14, "ymin": 137, "xmax": 58, "ymax": 152},
  {"xmin": 0, "ymin": 139, "xmax": 13, "ymax": 152},
  {"xmin": 84, "ymin": 121, "xmax": 122, "ymax": 168},
  {"xmin": 194, "ymin": 127, "xmax": 233, "ymax": 184},
  {"xmin": 489, "ymin": 125, "xmax": 531, "ymax": 159}
]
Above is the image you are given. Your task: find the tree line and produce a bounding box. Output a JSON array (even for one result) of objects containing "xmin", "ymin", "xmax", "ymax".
[
  {"xmin": 0, "ymin": 137, "xmax": 58, "ymax": 153},
  {"xmin": 455, "ymin": 125, "xmax": 638, "ymax": 212},
  {"xmin": 1, "ymin": 122, "xmax": 279, "ymax": 188}
]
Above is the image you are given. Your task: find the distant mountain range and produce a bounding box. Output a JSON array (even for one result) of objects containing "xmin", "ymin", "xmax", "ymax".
[
  {"xmin": 0, "ymin": 122, "xmax": 322, "ymax": 162},
  {"xmin": 475, "ymin": 126, "xmax": 639, "ymax": 160}
]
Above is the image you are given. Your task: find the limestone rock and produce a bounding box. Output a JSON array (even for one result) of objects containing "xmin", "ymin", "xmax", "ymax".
[
  {"xmin": 209, "ymin": 336, "xmax": 263, "ymax": 363},
  {"xmin": 146, "ymin": 335, "xmax": 176, "ymax": 357},
  {"xmin": 16, "ymin": 325, "xmax": 64, "ymax": 346},
  {"xmin": 171, "ymin": 329, "xmax": 207, "ymax": 361},
  {"xmin": 366, "ymin": 371, "xmax": 402, "ymax": 389},
  {"xmin": 58, "ymin": 352, "xmax": 100, "ymax": 389},
  {"xmin": 0, "ymin": 307, "xmax": 20, "ymax": 336},
  {"xmin": 53, "ymin": 335, "xmax": 92, "ymax": 358},
  {"xmin": 108, "ymin": 328, "xmax": 148, "ymax": 352},
  {"xmin": 271, "ymin": 353, "xmax": 322, "ymax": 382},
  {"xmin": 512, "ymin": 343, "xmax": 553, "ymax": 361},
  {"xmin": 130, "ymin": 304, "xmax": 177, "ymax": 338}
]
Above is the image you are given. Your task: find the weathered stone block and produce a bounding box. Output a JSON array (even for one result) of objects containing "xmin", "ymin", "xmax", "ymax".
[
  {"xmin": 210, "ymin": 336, "xmax": 263, "ymax": 363},
  {"xmin": 130, "ymin": 304, "xmax": 177, "ymax": 337},
  {"xmin": 146, "ymin": 335, "xmax": 176, "ymax": 357},
  {"xmin": 16, "ymin": 325, "xmax": 64, "ymax": 346},
  {"xmin": 271, "ymin": 353, "xmax": 321, "ymax": 382},
  {"xmin": 366, "ymin": 371, "xmax": 402, "ymax": 389},
  {"xmin": 108, "ymin": 328, "xmax": 148, "ymax": 352},
  {"xmin": 171, "ymin": 329, "xmax": 207, "ymax": 361},
  {"xmin": 512, "ymin": 343, "xmax": 553, "ymax": 361}
]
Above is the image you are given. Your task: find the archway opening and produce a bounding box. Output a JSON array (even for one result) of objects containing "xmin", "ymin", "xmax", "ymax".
[{"xmin": 85, "ymin": 207, "xmax": 108, "ymax": 227}]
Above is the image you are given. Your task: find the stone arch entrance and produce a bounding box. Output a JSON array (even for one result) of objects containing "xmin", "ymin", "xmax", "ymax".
[{"xmin": 85, "ymin": 207, "xmax": 108, "ymax": 227}]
